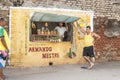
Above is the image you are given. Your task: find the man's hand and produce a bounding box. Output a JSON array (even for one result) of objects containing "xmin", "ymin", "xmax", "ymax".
[
  {"xmin": 5, "ymin": 50, "xmax": 9, "ymax": 54},
  {"xmin": 92, "ymin": 33, "xmax": 101, "ymax": 40}
]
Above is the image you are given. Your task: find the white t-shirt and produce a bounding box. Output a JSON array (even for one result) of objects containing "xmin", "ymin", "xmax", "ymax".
[{"xmin": 55, "ymin": 26, "xmax": 66, "ymax": 37}]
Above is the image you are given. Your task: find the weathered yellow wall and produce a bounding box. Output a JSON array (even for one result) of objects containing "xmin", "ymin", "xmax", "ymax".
[{"xmin": 10, "ymin": 7, "xmax": 93, "ymax": 67}]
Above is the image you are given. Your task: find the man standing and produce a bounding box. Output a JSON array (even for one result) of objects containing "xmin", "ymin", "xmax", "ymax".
[
  {"xmin": 78, "ymin": 26, "xmax": 100, "ymax": 69},
  {"xmin": 0, "ymin": 18, "xmax": 9, "ymax": 80},
  {"xmin": 54, "ymin": 22, "xmax": 68, "ymax": 39}
]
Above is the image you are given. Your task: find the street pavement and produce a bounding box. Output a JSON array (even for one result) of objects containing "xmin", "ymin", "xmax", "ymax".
[{"xmin": 4, "ymin": 61, "xmax": 120, "ymax": 80}]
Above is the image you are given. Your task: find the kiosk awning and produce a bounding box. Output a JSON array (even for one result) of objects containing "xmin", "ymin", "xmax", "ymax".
[{"xmin": 31, "ymin": 12, "xmax": 79, "ymax": 23}]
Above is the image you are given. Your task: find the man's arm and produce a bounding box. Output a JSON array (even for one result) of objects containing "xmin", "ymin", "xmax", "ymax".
[
  {"xmin": 92, "ymin": 32, "xmax": 101, "ymax": 40},
  {"xmin": 1, "ymin": 37, "xmax": 9, "ymax": 51},
  {"xmin": 75, "ymin": 21, "xmax": 86, "ymax": 34},
  {"xmin": 78, "ymin": 27, "xmax": 86, "ymax": 34},
  {"xmin": 65, "ymin": 23, "xmax": 68, "ymax": 31},
  {"xmin": 0, "ymin": 28, "xmax": 9, "ymax": 52}
]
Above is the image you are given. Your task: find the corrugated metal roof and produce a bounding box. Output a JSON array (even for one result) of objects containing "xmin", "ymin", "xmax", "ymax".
[{"xmin": 31, "ymin": 12, "xmax": 79, "ymax": 23}]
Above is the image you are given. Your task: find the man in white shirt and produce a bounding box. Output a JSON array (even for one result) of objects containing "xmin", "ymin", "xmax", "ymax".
[{"xmin": 55, "ymin": 22, "xmax": 68, "ymax": 38}]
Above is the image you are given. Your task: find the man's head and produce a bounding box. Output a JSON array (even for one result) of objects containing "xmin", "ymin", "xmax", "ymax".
[
  {"xmin": 86, "ymin": 26, "xmax": 91, "ymax": 33},
  {"xmin": 58, "ymin": 22, "xmax": 63, "ymax": 27},
  {"xmin": 0, "ymin": 18, "xmax": 6, "ymax": 27}
]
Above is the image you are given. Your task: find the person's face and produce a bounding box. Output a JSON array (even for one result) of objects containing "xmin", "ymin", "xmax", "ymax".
[
  {"xmin": 2, "ymin": 20, "xmax": 7, "ymax": 26},
  {"xmin": 86, "ymin": 28, "xmax": 91, "ymax": 33},
  {"xmin": 59, "ymin": 23, "xmax": 63, "ymax": 27}
]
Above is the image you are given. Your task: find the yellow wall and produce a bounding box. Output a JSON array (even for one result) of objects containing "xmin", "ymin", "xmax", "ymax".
[{"xmin": 10, "ymin": 7, "xmax": 93, "ymax": 67}]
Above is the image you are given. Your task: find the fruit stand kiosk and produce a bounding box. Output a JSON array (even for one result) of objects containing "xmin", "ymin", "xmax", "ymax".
[{"xmin": 10, "ymin": 7, "xmax": 94, "ymax": 67}]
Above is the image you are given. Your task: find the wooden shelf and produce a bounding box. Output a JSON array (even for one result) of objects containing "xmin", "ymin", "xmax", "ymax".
[
  {"xmin": 32, "ymin": 34, "xmax": 58, "ymax": 36},
  {"xmin": 32, "ymin": 34, "xmax": 59, "ymax": 41}
]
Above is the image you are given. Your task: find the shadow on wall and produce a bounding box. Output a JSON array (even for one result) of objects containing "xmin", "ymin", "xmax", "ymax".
[
  {"xmin": 94, "ymin": 17, "xmax": 120, "ymax": 38},
  {"xmin": 95, "ymin": 44, "xmax": 119, "ymax": 62},
  {"xmin": 104, "ymin": 20, "xmax": 120, "ymax": 38}
]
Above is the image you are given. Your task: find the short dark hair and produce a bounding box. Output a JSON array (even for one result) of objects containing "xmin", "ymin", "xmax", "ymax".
[
  {"xmin": 86, "ymin": 26, "xmax": 91, "ymax": 29},
  {"xmin": 0, "ymin": 18, "xmax": 5, "ymax": 22}
]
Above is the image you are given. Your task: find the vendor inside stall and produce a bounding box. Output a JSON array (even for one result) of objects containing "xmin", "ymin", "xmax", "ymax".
[{"xmin": 30, "ymin": 12, "xmax": 79, "ymax": 42}]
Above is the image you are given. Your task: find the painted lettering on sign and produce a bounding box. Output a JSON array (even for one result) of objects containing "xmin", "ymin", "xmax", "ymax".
[
  {"xmin": 28, "ymin": 47, "xmax": 52, "ymax": 52},
  {"xmin": 42, "ymin": 53, "xmax": 59, "ymax": 58},
  {"xmin": 28, "ymin": 47, "xmax": 59, "ymax": 58}
]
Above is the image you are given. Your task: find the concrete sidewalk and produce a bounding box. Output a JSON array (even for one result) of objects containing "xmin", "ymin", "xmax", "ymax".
[{"xmin": 4, "ymin": 61, "xmax": 120, "ymax": 80}]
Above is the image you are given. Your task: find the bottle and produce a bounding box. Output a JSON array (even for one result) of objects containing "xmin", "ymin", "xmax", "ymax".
[
  {"xmin": 68, "ymin": 48, "xmax": 72, "ymax": 58},
  {"xmin": 37, "ymin": 29, "xmax": 41, "ymax": 34},
  {"xmin": 46, "ymin": 27, "xmax": 49, "ymax": 34},
  {"xmin": 41, "ymin": 27, "xmax": 44, "ymax": 34}
]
